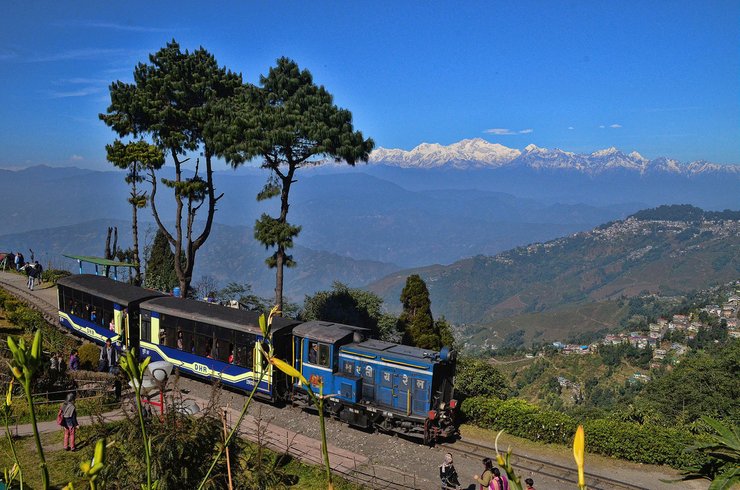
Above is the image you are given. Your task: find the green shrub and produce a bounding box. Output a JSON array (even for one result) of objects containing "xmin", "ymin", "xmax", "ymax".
[
  {"xmin": 42, "ymin": 268, "xmax": 71, "ymax": 285},
  {"xmin": 461, "ymin": 395, "xmax": 707, "ymax": 468},
  {"xmin": 455, "ymin": 357, "xmax": 510, "ymax": 400},
  {"xmin": 78, "ymin": 343, "xmax": 101, "ymax": 371}
]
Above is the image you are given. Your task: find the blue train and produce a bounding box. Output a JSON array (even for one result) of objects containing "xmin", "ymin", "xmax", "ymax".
[{"xmin": 56, "ymin": 274, "xmax": 458, "ymax": 443}]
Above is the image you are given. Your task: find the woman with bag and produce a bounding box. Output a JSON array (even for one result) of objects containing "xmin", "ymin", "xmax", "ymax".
[{"xmin": 60, "ymin": 392, "xmax": 79, "ymax": 451}]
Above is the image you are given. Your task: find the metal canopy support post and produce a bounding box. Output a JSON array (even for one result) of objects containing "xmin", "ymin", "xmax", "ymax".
[{"xmin": 78, "ymin": 260, "xmax": 82, "ymax": 275}]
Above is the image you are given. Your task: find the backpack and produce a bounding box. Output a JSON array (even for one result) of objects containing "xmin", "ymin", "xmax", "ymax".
[{"xmin": 56, "ymin": 404, "xmax": 64, "ymax": 426}]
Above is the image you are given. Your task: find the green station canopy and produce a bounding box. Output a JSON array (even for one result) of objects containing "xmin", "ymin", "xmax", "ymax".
[{"xmin": 63, "ymin": 255, "xmax": 138, "ymax": 268}]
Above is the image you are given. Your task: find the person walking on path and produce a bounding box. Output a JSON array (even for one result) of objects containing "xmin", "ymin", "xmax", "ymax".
[
  {"xmin": 34, "ymin": 261, "xmax": 43, "ymax": 285},
  {"xmin": 473, "ymin": 457, "xmax": 494, "ymax": 490},
  {"xmin": 439, "ymin": 453, "xmax": 461, "ymax": 490},
  {"xmin": 14, "ymin": 252, "xmax": 20, "ymax": 271},
  {"xmin": 60, "ymin": 392, "xmax": 79, "ymax": 451},
  {"xmin": 24, "ymin": 263, "xmax": 37, "ymax": 291},
  {"xmin": 99, "ymin": 339, "xmax": 118, "ymax": 373}
]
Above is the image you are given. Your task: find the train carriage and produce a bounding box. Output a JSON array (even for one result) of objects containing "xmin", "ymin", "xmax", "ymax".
[
  {"xmin": 57, "ymin": 275, "xmax": 164, "ymax": 348},
  {"xmin": 138, "ymin": 297, "xmax": 299, "ymax": 401}
]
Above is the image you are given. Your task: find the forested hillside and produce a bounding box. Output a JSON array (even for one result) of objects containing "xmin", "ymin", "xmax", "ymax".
[{"xmin": 368, "ymin": 206, "xmax": 740, "ymax": 332}]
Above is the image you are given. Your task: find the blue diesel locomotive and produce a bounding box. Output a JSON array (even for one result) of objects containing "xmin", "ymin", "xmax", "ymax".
[{"xmin": 56, "ymin": 274, "xmax": 458, "ymax": 443}]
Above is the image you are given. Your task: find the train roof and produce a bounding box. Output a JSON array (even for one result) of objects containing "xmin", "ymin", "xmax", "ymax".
[
  {"xmin": 292, "ymin": 321, "xmax": 370, "ymax": 343},
  {"xmin": 342, "ymin": 339, "xmax": 441, "ymax": 364},
  {"xmin": 57, "ymin": 274, "xmax": 165, "ymax": 305},
  {"xmin": 139, "ymin": 296, "xmax": 299, "ymax": 335}
]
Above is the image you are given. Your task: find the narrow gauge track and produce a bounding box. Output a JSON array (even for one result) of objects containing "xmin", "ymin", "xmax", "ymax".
[{"xmin": 440, "ymin": 439, "xmax": 651, "ymax": 490}]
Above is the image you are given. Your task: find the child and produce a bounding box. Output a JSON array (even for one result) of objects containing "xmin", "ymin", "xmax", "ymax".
[{"xmin": 525, "ymin": 478, "xmax": 536, "ymax": 490}]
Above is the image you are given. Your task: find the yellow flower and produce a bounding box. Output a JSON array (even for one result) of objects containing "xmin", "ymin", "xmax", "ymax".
[
  {"xmin": 4, "ymin": 379, "xmax": 12, "ymax": 409},
  {"xmin": 573, "ymin": 425, "xmax": 586, "ymax": 489}
]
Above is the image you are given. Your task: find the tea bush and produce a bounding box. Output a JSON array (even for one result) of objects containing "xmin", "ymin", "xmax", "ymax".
[{"xmin": 461, "ymin": 396, "xmax": 707, "ymax": 468}]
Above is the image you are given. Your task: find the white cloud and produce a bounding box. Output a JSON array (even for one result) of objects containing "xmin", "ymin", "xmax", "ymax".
[
  {"xmin": 599, "ymin": 125, "xmax": 605, "ymax": 128},
  {"xmin": 484, "ymin": 128, "xmax": 533, "ymax": 135},
  {"xmin": 56, "ymin": 20, "xmax": 173, "ymax": 33},
  {"xmin": 609, "ymin": 124, "xmax": 622, "ymax": 128},
  {"xmin": 70, "ymin": 154, "xmax": 84, "ymax": 161},
  {"xmin": 568, "ymin": 126, "xmax": 574, "ymax": 130},
  {"xmin": 47, "ymin": 87, "xmax": 103, "ymax": 98},
  {"xmin": 28, "ymin": 48, "xmax": 131, "ymax": 63}
]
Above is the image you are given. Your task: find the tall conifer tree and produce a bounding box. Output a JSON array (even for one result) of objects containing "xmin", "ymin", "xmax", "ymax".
[
  {"xmin": 106, "ymin": 140, "xmax": 164, "ymax": 286},
  {"xmin": 398, "ymin": 274, "xmax": 444, "ymax": 349},
  {"xmin": 144, "ymin": 229, "xmax": 179, "ymax": 292},
  {"xmin": 209, "ymin": 58, "xmax": 374, "ymax": 312}
]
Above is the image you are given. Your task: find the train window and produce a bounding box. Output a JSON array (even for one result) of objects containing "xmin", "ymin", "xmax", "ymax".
[
  {"xmin": 214, "ymin": 327, "xmax": 234, "ymax": 363},
  {"xmin": 195, "ymin": 334, "xmax": 213, "ymax": 358},
  {"xmin": 141, "ymin": 316, "xmax": 151, "ymax": 343},
  {"xmin": 307, "ymin": 341, "xmax": 330, "ymax": 368}
]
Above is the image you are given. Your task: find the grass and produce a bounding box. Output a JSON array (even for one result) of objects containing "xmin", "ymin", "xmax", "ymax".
[{"xmin": 0, "ymin": 429, "xmax": 88, "ymax": 488}]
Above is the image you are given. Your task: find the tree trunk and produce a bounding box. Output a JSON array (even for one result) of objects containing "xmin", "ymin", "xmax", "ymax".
[
  {"xmin": 148, "ymin": 149, "xmax": 222, "ymax": 298},
  {"xmin": 131, "ymin": 173, "xmax": 142, "ymax": 286},
  {"xmin": 274, "ymin": 165, "xmax": 296, "ymax": 312}
]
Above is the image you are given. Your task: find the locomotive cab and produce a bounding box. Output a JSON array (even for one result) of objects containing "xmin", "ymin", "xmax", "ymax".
[{"xmin": 292, "ymin": 321, "xmax": 369, "ymax": 404}]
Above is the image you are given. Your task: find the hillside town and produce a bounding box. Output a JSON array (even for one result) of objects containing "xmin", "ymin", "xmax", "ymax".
[{"xmin": 550, "ymin": 290, "xmax": 740, "ymax": 375}]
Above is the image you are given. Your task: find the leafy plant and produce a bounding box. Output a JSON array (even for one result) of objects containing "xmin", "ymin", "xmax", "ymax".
[
  {"xmin": 679, "ymin": 417, "xmax": 740, "ymax": 489},
  {"xmin": 118, "ymin": 350, "xmax": 155, "ymax": 490},
  {"xmin": 1, "ymin": 380, "xmax": 23, "ymax": 489},
  {"xmin": 7, "ymin": 330, "xmax": 48, "ymax": 489}
]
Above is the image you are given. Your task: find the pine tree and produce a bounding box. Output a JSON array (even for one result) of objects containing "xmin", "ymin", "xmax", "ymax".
[
  {"xmin": 144, "ymin": 229, "xmax": 179, "ymax": 292},
  {"xmin": 209, "ymin": 57, "xmax": 374, "ymax": 312},
  {"xmin": 398, "ymin": 274, "xmax": 443, "ymax": 350},
  {"xmin": 106, "ymin": 140, "xmax": 164, "ymax": 286}
]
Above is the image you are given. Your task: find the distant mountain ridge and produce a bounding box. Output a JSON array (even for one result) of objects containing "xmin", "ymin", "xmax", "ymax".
[{"xmin": 370, "ymin": 138, "xmax": 740, "ymax": 175}]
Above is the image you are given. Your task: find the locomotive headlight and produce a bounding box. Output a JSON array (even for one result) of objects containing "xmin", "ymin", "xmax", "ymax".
[{"xmin": 439, "ymin": 402, "xmax": 445, "ymax": 410}]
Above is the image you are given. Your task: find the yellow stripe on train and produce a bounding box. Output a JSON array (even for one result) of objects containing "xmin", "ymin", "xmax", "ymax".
[
  {"xmin": 59, "ymin": 312, "xmax": 120, "ymax": 344},
  {"xmin": 139, "ymin": 341, "xmax": 273, "ymax": 385}
]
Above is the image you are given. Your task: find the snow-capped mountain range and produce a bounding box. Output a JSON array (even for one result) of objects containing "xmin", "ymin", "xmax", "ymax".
[{"xmin": 369, "ymin": 138, "xmax": 739, "ymax": 175}]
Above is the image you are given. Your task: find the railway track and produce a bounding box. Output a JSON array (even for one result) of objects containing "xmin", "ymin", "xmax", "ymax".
[{"xmin": 440, "ymin": 438, "xmax": 651, "ymax": 490}]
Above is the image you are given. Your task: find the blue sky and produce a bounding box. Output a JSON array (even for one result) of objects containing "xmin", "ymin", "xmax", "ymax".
[{"xmin": 1, "ymin": 1, "xmax": 738, "ymax": 170}]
